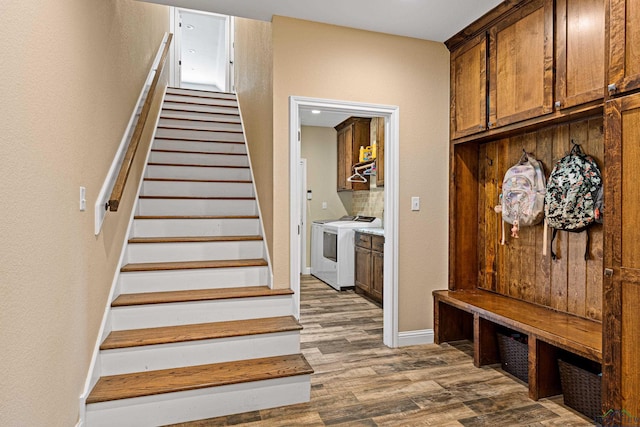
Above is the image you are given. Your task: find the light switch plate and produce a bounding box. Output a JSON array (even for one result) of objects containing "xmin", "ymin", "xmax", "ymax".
[{"xmin": 411, "ymin": 196, "xmax": 420, "ymax": 211}]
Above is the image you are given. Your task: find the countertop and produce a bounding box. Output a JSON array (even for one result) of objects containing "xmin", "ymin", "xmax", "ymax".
[{"xmin": 353, "ymin": 227, "xmax": 384, "ymax": 237}]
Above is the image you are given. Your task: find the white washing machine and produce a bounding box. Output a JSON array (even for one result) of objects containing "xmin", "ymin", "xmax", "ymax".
[{"xmin": 313, "ymin": 216, "xmax": 382, "ymax": 290}]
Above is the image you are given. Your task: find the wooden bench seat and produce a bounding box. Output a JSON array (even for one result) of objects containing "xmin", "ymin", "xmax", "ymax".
[{"xmin": 433, "ymin": 289, "xmax": 602, "ymax": 400}]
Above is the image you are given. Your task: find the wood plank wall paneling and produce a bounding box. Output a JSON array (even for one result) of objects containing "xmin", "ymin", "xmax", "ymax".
[{"xmin": 476, "ymin": 117, "xmax": 604, "ymax": 321}]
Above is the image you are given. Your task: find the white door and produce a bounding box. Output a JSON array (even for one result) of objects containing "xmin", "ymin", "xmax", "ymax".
[{"xmin": 172, "ymin": 9, "xmax": 234, "ymax": 92}]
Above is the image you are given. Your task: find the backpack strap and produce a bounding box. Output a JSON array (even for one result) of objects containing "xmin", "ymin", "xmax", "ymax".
[{"xmin": 551, "ymin": 228, "xmax": 558, "ymax": 260}]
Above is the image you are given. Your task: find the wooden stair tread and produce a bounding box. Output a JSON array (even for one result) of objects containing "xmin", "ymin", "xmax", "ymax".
[
  {"xmin": 151, "ymin": 149, "xmax": 247, "ymax": 156},
  {"xmin": 157, "ymin": 125, "xmax": 243, "ymax": 134},
  {"xmin": 112, "ymin": 286, "xmax": 293, "ymax": 307},
  {"xmin": 86, "ymin": 353, "xmax": 313, "ymax": 404},
  {"xmin": 161, "ymin": 107, "xmax": 240, "ymax": 117},
  {"xmin": 134, "ymin": 215, "xmax": 258, "ymax": 220},
  {"xmin": 121, "ymin": 258, "xmax": 267, "ymax": 272},
  {"xmin": 101, "ymin": 316, "xmax": 301, "ymax": 350},
  {"xmin": 167, "ymin": 87, "xmax": 236, "ymax": 97},
  {"xmin": 147, "ymin": 162, "xmax": 249, "ymax": 169},
  {"xmin": 128, "ymin": 235, "xmax": 263, "ymax": 243},
  {"xmin": 144, "ymin": 178, "xmax": 252, "ymax": 183},
  {"xmin": 153, "ymin": 137, "xmax": 244, "ymax": 144},
  {"xmin": 162, "ymin": 99, "xmax": 238, "ymax": 108},
  {"xmin": 160, "ymin": 115, "xmax": 241, "ymax": 125},
  {"xmin": 138, "ymin": 195, "xmax": 255, "ymax": 200}
]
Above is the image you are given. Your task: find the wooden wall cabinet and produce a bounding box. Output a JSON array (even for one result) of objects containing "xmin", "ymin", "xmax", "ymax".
[
  {"xmin": 335, "ymin": 117, "xmax": 371, "ymax": 192},
  {"xmin": 451, "ymin": 34, "xmax": 488, "ymax": 139},
  {"xmin": 556, "ymin": 0, "xmax": 605, "ymax": 109},
  {"xmin": 488, "ymin": 0, "xmax": 554, "ymax": 128},
  {"xmin": 608, "ymin": 0, "xmax": 640, "ymax": 95},
  {"xmin": 603, "ymin": 92, "xmax": 640, "ymax": 421},
  {"xmin": 354, "ymin": 231, "xmax": 384, "ymax": 305},
  {"xmin": 374, "ymin": 117, "xmax": 385, "ymax": 186}
]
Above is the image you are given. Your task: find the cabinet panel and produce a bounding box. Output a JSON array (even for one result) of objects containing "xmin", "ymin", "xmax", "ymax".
[
  {"xmin": 355, "ymin": 245, "xmax": 372, "ymax": 293},
  {"xmin": 556, "ymin": 0, "xmax": 605, "ymax": 108},
  {"xmin": 603, "ymin": 93, "xmax": 640, "ymax": 418},
  {"xmin": 337, "ymin": 127, "xmax": 349, "ymax": 191},
  {"xmin": 489, "ymin": 0, "xmax": 554, "ymax": 128},
  {"xmin": 451, "ymin": 34, "xmax": 488, "ymax": 139},
  {"xmin": 371, "ymin": 251, "xmax": 384, "ymax": 302},
  {"xmin": 335, "ymin": 118, "xmax": 370, "ymax": 191},
  {"xmin": 608, "ymin": 0, "xmax": 640, "ymax": 95},
  {"xmin": 375, "ymin": 117, "xmax": 385, "ymax": 186}
]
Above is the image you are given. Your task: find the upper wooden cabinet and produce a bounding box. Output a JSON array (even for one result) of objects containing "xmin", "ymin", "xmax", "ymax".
[
  {"xmin": 608, "ymin": 0, "xmax": 640, "ymax": 95},
  {"xmin": 488, "ymin": 0, "xmax": 554, "ymax": 128},
  {"xmin": 450, "ymin": 34, "xmax": 488, "ymax": 139},
  {"xmin": 556, "ymin": 0, "xmax": 605, "ymax": 109},
  {"xmin": 335, "ymin": 117, "xmax": 371, "ymax": 192}
]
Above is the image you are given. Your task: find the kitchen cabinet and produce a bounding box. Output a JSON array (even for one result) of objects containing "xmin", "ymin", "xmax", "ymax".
[
  {"xmin": 608, "ymin": 0, "xmax": 640, "ymax": 96},
  {"xmin": 450, "ymin": 34, "xmax": 488, "ymax": 139},
  {"xmin": 488, "ymin": 0, "xmax": 554, "ymax": 128},
  {"xmin": 335, "ymin": 117, "xmax": 371, "ymax": 191},
  {"xmin": 373, "ymin": 117, "xmax": 385, "ymax": 187},
  {"xmin": 354, "ymin": 231, "xmax": 384, "ymax": 305},
  {"xmin": 555, "ymin": 0, "xmax": 605, "ymax": 109}
]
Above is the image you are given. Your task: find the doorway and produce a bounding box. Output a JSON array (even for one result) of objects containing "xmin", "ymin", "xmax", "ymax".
[
  {"xmin": 170, "ymin": 8, "xmax": 234, "ymax": 92},
  {"xmin": 289, "ymin": 96, "xmax": 400, "ymax": 348}
]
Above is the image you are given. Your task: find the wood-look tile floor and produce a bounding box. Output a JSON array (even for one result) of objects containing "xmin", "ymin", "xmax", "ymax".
[{"xmin": 170, "ymin": 275, "xmax": 596, "ymax": 426}]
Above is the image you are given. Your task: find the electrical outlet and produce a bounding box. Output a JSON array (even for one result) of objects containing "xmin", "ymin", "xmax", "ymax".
[
  {"xmin": 322, "ymin": 201, "xmax": 327, "ymax": 209},
  {"xmin": 411, "ymin": 196, "xmax": 420, "ymax": 211}
]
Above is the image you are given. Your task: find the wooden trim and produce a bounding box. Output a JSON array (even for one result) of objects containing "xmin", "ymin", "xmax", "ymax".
[
  {"xmin": 120, "ymin": 258, "xmax": 268, "ymax": 272},
  {"xmin": 127, "ymin": 235, "xmax": 263, "ymax": 244},
  {"xmin": 108, "ymin": 34, "xmax": 173, "ymax": 212},
  {"xmin": 150, "ymin": 149, "xmax": 247, "ymax": 156},
  {"xmin": 161, "ymin": 107, "xmax": 239, "ymax": 117},
  {"xmin": 133, "ymin": 215, "xmax": 259, "ymax": 220},
  {"xmin": 156, "ymin": 125, "xmax": 243, "ymax": 134},
  {"xmin": 162, "ymin": 99, "xmax": 238, "ymax": 109},
  {"xmin": 152, "ymin": 137, "xmax": 245, "ymax": 144},
  {"xmin": 138, "ymin": 195, "xmax": 255, "ymax": 200},
  {"xmin": 159, "ymin": 115, "xmax": 241, "ymax": 125},
  {"xmin": 146, "ymin": 162, "xmax": 249, "ymax": 169},
  {"xmin": 144, "ymin": 178, "xmax": 252, "ymax": 184},
  {"xmin": 603, "ymin": 98, "xmax": 622, "ymax": 413}
]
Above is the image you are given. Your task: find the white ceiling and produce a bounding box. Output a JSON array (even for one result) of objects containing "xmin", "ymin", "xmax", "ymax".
[{"xmin": 147, "ymin": 0, "xmax": 503, "ymax": 43}]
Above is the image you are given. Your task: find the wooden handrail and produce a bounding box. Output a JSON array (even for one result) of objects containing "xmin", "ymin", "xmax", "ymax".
[{"xmin": 108, "ymin": 33, "xmax": 173, "ymax": 212}]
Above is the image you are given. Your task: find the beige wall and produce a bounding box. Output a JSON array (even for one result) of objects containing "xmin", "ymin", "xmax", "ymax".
[
  {"xmin": 234, "ymin": 18, "xmax": 275, "ymax": 263},
  {"xmin": 300, "ymin": 126, "xmax": 350, "ymax": 267},
  {"xmin": 0, "ymin": 1, "xmax": 169, "ymax": 425},
  {"xmin": 272, "ymin": 16, "xmax": 450, "ymax": 332}
]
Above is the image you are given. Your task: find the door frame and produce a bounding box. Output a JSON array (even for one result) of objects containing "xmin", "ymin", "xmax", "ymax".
[{"xmin": 289, "ymin": 96, "xmax": 400, "ymax": 348}]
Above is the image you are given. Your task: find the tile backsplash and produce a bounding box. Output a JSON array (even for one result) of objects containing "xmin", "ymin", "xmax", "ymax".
[{"xmin": 352, "ymin": 189, "xmax": 384, "ymax": 219}]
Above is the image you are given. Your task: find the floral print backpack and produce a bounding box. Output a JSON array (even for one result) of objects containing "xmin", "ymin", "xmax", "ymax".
[{"xmin": 544, "ymin": 143, "xmax": 603, "ymax": 260}]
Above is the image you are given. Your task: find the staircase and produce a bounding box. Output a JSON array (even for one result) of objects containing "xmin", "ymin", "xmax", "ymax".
[{"xmin": 85, "ymin": 88, "xmax": 312, "ymax": 426}]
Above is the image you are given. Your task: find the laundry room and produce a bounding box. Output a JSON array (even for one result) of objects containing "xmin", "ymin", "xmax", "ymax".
[{"xmin": 300, "ymin": 113, "xmax": 385, "ymax": 304}]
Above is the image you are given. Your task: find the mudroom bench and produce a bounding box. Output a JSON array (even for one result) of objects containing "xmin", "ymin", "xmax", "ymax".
[{"xmin": 433, "ymin": 289, "xmax": 602, "ymax": 401}]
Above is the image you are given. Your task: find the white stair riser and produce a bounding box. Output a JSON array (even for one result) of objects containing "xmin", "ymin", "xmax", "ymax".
[
  {"xmin": 148, "ymin": 151, "xmax": 249, "ymax": 167},
  {"xmin": 132, "ymin": 218, "xmax": 261, "ymax": 238},
  {"xmin": 146, "ymin": 164, "xmax": 251, "ymax": 181},
  {"xmin": 158, "ymin": 118, "xmax": 242, "ymax": 132},
  {"xmin": 162, "ymin": 101, "xmax": 239, "ymax": 115},
  {"xmin": 156, "ymin": 128, "xmax": 244, "ymax": 143},
  {"xmin": 161, "ymin": 110, "xmax": 241, "ymax": 123},
  {"xmin": 111, "ymin": 296, "xmax": 293, "ymax": 330},
  {"xmin": 125, "ymin": 240, "xmax": 265, "ymax": 263},
  {"xmin": 164, "ymin": 94, "xmax": 238, "ymax": 107},
  {"xmin": 118, "ymin": 266, "xmax": 269, "ymax": 294},
  {"xmin": 100, "ymin": 332, "xmax": 300, "ymax": 376},
  {"xmin": 137, "ymin": 198, "xmax": 258, "ymax": 216},
  {"xmin": 166, "ymin": 88, "xmax": 237, "ymax": 100},
  {"xmin": 152, "ymin": 139, "xmax": 246, "ymax": 154},
  {"xmin": 85, "ymin": 375, "xmax": 311, "ymax": 427},
  {"xmin": 141, "ymin": 181, "xmax": 254, "ymax": 198}
]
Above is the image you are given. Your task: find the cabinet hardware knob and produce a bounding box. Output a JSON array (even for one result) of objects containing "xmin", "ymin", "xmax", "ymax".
[
  {"xmin": 608, "ymin": 83, "xmax": 617, "ymax": 93},
  {"xmin": 604, "ymin": 268, "xmax": 614, "ymax": 277}
]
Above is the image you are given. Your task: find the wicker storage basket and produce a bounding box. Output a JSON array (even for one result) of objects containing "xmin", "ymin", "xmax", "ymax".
[
  {"xmin": 558, "ymin": 359, "xmax": 602, "ymax": 421},
  {"xmin": 497, "ymin": 332, "xmax": 529, "ymax": 383}
]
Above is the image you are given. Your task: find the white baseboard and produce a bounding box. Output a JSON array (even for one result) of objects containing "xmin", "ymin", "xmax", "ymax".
[
  {"xmin": 398, "ymin": 329, "xmax": 434, "ymax": 347},
  {"xmin": 301, "ymin": 267, "xmax": 311, "ymax": 275}
]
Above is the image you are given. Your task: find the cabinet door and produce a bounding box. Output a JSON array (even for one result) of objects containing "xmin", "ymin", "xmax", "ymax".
[
  {"xmin": 355, "ymin": 246, "xmax": 372, "ymax": 293},
  {"xmin": 556, "ymin": 0, "xmax": 605, "ymax": 109},
  {"xmin": 603, "ymin": 93, "xmax": 640, "ymax": 420},
  {"xmin": 608, "ymin": 0, "xmax": 640, "ymax": 95},
  {"xmin": 451, "ymin": 34, "xmax": 488, "ymax": 139},
  {"xmin": 375, "ymin": 117, "xmax": 385, "ymax": 186},
  {"xmin": 337, "ymin": 125, "xmax": 351, "ymax": 191},
  {"xmin": 488, "ymin": 0, "xmax": 554, "ymax": 128},
  {"xmin": 371, "ymin": 250, "xmax": 384, "ymax": 303}
]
